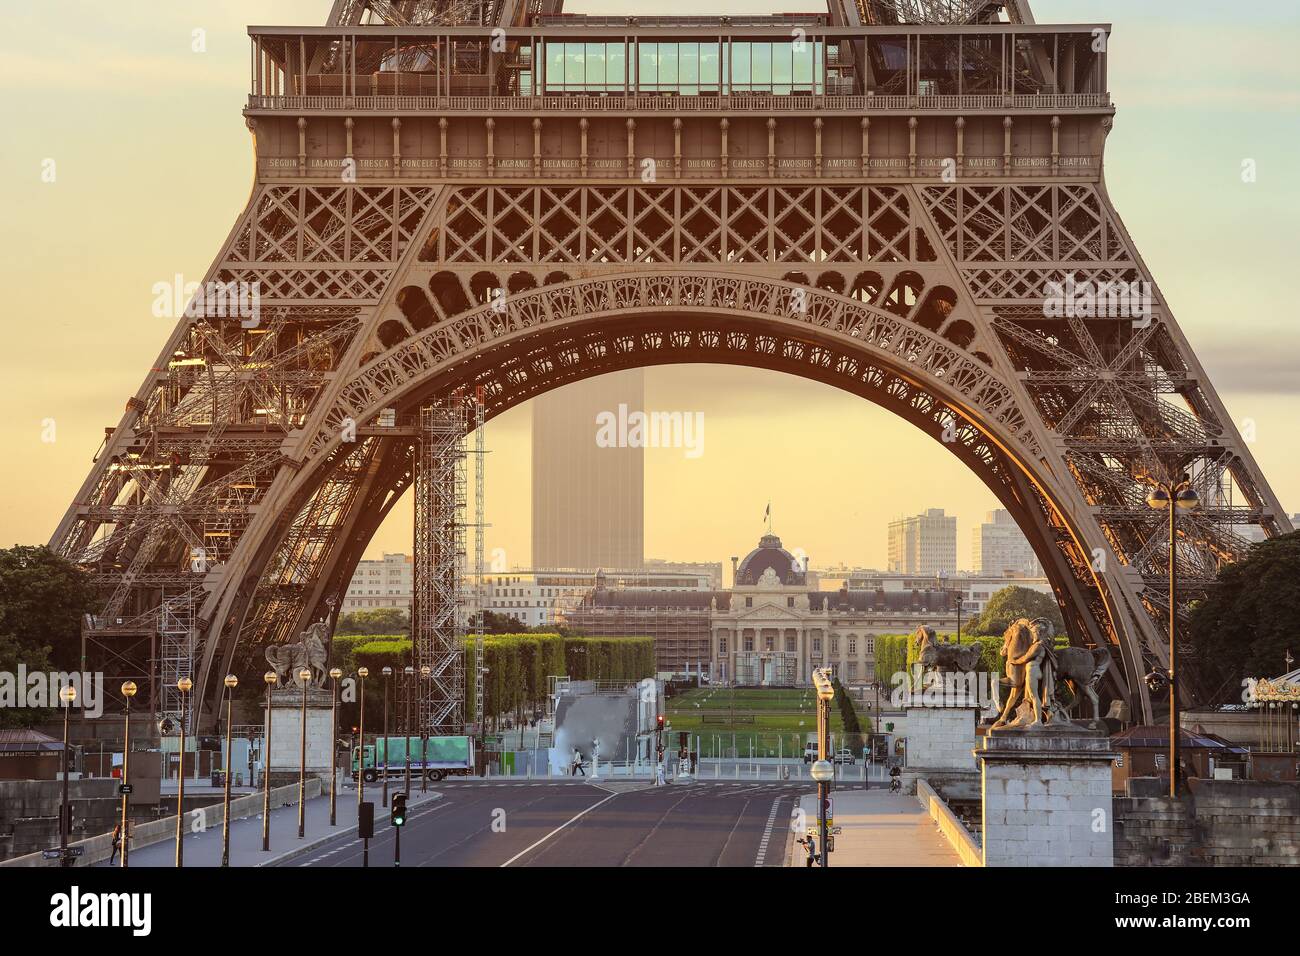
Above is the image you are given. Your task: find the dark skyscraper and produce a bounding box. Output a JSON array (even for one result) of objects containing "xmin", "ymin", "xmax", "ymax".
[{"xmin": 532, "ymin": 369, "xmax": 644, "ymax": 570}]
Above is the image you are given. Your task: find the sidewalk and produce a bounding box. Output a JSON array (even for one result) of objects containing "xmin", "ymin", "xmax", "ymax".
[
  {"xmin": 788, "ymin": 788, "xmax": 963, "ymax": 867},
  {"xmin": 96, "ymin": 780, "xmax": 440, "ymax": 868}
]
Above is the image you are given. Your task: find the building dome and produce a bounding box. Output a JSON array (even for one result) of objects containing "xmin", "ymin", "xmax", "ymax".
[{"xmin": 735, "ymin": 533, "xmax": 805, "ymax": 586}]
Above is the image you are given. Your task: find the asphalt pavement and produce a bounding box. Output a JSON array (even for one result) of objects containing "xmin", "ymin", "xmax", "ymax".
[{"xmin": 283, "ymin": 780, "xmax": 807, "ymax": 868}]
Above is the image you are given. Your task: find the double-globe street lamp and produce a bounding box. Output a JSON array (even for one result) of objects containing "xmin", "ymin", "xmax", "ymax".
[
  {"xmin": 298, "ymin": 667, "xmax": 311, "ymax": 839},
  {"xmin": 119, "ymin": 680, "xmax": 137, "ymax": 867},
  {"xmin": 58, "ymin": 683, "xmax": 76, "ymax": 866},
  {"xmin": 175, "ymin": 676, "xmax": 193, "ymax": 868},
  {"xmin": 221, "ymin": 674, "xmax": 238, "ymax": 866},
  {"xmin": 381, "ymin": 665, "xmax": 392, "ymax": 808},
  {"xmin": 403, "ymin": 665, "xmax": 415, "ymax": 799},
  {"xmin": 329, "ymin": 666, "xmax": 343, "ymax": 826},
  {"xmin": 262, "ymin": 669, "xmax": 278, "ymax": 851},
  {"xmin": 1145, "ymin": 472, "xmax": 1200, "ymax": 798},
  {"xmin": 810, "ymin": 667, "xmax": 836, "ymax": 868},
  {"xmin": 357, "ymin": 666, "xmax": 370, "ymax": 867},
  {"xmin": 419, "ymin": 664, "xmax": 431, "ymax": 793}
]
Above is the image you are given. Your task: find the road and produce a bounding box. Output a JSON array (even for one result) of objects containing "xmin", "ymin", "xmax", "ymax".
[{"xmin": 285, "ymin": 781, "xmax": 809, "ymax": 867}]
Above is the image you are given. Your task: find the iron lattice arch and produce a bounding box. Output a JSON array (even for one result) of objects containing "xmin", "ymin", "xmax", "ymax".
[{"xmin": 51, "ymin": 3, "xmax": 1291, "ymax": 729}]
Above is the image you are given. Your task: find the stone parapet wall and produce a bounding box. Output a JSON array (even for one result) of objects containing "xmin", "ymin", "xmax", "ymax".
[
  {"xmin": 916, "ymin": 777, "xmax": 983, "ymax": 867},
  {"xmin": 1114, "ymin": 779, "xmax": 1300, "ymax": 867}
]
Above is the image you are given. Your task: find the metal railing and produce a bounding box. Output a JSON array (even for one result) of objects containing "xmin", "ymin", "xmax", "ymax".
[{"xmin": 246, "ymin": 91, "xmax": 1111, "ymax": 113}]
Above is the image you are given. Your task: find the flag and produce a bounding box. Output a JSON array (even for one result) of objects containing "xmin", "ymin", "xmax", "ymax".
[{"xmin": 763, "ymin": 502, "xmax": 770, "ymax": 521}]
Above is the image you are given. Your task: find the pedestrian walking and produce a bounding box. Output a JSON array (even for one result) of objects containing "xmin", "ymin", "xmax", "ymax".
[
  {"xmin": 797, "ymin": 833, "xmax": 817, "ymax": 867},
  {"xmin": 571, "ymin": 747, "xmax": 585, "ymax": 777},
  {"xmin": 109, "ymin": 823, "xmax": 122, "ymax": 864}
]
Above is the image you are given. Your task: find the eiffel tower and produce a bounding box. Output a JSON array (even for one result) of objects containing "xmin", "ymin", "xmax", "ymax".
[{"xmin": 52, "ymin": 0, "xmax": 1291, "ymax": 731}]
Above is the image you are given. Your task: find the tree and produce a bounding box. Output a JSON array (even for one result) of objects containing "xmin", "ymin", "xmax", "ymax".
[
  {"xmin": 1188, "ymin": 531, "xmax": 1300, "ymax": 700},
  {"xmin": 336, "ymin": 608, "xmax": 410, "ymax": 635},
  {"xmin": 484, "ymin": 610, "xmax": 526, "ymax": 634},
  {"xmin": 0, "ymin": 631, "xmax": 54, "ymax": 728},
  {"xmin": 967, "ymin": 585, "xmax": 1064, "ymax": 638},
  {"xmin": 0, "ymin": 545, "xmax": 95, "ymax": 670}
]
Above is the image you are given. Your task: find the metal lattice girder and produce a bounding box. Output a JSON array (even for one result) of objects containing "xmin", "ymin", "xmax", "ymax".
[
  {"xmin": 49, "ymin": 6, "xmax": 1293, "ymax": 731},
  {"xmin": 414, "ymin": 399, "xmax": 466, "ymax": 733}
]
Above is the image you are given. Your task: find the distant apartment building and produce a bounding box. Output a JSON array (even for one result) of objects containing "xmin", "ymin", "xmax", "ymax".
[
  {"xmin": 887, "ymin": 508, "xmax": 957, "ymax": 576},
  {"xmin": 487, "ymin": 566, "xmax": 713, "ymax": 630},
  {"xmin": 972, "ymin": 509, "xmax": 1043, "ymax": 576},
  {"xmin": 532, "ymin": 370, "xmax": 644, "ymax": 571},
  {"xmin": 341, "ymin": 553, "xmax": 413, "ymax": 612},
  {"xmin": 644, "ymin": 558, "xmax": 725, "ymax": 589},
  {"xmin": 841, "ymin": 571, "xmax": 1053, "ymax": 622}
]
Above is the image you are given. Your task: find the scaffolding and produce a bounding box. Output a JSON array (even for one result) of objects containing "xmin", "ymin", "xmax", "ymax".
[
  {"xmin": 158, "ymin": 588, "xmax": 199, "ymax": 731},
  {"xmin": 564, "ymin": 601, "xmax": 714, "ymax": 676},
  {"xmin": 469, "ymin": 389, "xmax": 487, "ymax": 738},
  {"xmin": 413, "ymin": 399, "xmax": 467, "ymax": 733}
]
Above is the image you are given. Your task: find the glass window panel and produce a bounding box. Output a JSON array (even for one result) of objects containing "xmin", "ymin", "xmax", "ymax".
[
  {"xmin": 680, "ymin": 43, "xmax": 699, "ymax": 86},
  {"xmin": 586, "ymin": 42, "xmax": 605, "ymax": 88},
  {"xmin": 565, "ymin": 42, "xmax": 584, "ymax": 86},
  {"xmin": 751, "ymin": 42, "xmax": 771, "ymax": 88},
  {"xmin": 607, "ymin": 43, "xmax": 625, "ymax": 86},
  {"xmin": 793, "ymin": 41, "xmax": 813, "ymax": 85},
  {"xmin": 700, "ymin": 42, "xmax": 720, "ymax": 87},
  {"xmin": 773, "ymin": 42, "xmax": 794, "ymax": 88},
  {"xmin": 732, "ymin": 42, "xmax": 750, "ymax": 87},
  {"xmin": 546, "ymin": 45, "xmax": 565, "ymax": 91},
  {"xmin": 659, "ymin": 43, "xmax": 678, "ymax": 87},
  {"xmin": 639, "ymin": 42, "xmax": 657, "ymax": 90}
]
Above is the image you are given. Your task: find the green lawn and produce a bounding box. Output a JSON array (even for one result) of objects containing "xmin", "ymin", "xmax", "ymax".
[{"xmin": 665, "ymin": 687, "xmax": 864, "ymax": 758}]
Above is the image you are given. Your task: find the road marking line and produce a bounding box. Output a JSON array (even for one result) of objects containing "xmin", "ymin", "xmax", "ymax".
[
  {"xmin": 498, "ymin": 791, "xmax": 620, "ymax": 867},
  {"xmin": 753, "ymin": 796, "xmax": 784, "ymax": 867}
]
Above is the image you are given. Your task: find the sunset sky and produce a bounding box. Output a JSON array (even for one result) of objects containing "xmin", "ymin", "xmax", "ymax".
[{"xmin": 2, "ymin": 0, "xmax": 1297, "ymax": 579}]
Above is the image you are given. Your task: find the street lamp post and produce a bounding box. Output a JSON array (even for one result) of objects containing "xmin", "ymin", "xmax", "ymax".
[
  {"xmin": 298, "ymin": 667, "xmax": 311, "ymax": 838},
  {"xmin": 175, "ymin": 676, "xmax": 193, "ymax": 868},
  {"xmin": 119, "ymin": 680, "xmax": 136, "ymax": 867},
  {"xmin": 220, "ymin": 674, "xmax": 238, "ymax": 866},
  {"xmin": 357, "ymin": 666, "xmax": 369, "ymax": 867},
  {"xmin": 262, "ymin": 670, "xmax": 278, "ymax": 851},
  {"xmin": 419, "ymin": 664, "xmax": 431, "ymax": 793},
  {"xmin": 381, "ymin": 666, "xmax": 392, "ymax": 808},
  {"xmin": 811, "ymin": 667, "xmax": 835, "ymax": 868},
  {"xmin": 329, "ymin": 667, "xmax": 343, "ymax": 826},
  {"xmin": 403, "ymin": 665, "xmax": 415, "ymax": 800},
  {"xmin": 58, "ymin": 683, "xmax": 76, "ymax": 867},
  {"xmin": 1146, "ymin": 472, "xmax": 1199, "ymax": 798}
]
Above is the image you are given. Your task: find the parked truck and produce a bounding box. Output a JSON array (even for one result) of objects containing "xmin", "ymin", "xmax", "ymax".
[{"xmin": 352, "ymin": 735, "xmax": 475, "ymax": 783}]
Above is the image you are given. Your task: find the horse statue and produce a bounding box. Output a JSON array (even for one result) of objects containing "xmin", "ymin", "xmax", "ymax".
[
  {"xmin": 264, "ymin": 621, "xmax": 331, "ymax": 688},
  {"xmin": 990, "ymin": 617, "xmax": 1112, "ymax": 729},
  {"xmin": 914, "ymin": 625, "xmax": 982, "ymax": 675}
]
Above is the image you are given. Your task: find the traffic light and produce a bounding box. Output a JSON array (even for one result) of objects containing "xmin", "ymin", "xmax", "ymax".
[
  {"xmin": 390, "ymin": 792, "xmax": 407, "ymax": 828},
  {"xmin": 656, "ymin": 715, "xmax": 664, "ymax": 730},
  {"xmin": 358, "ymin": 801, "xmax": 374, "ymax": 839}
]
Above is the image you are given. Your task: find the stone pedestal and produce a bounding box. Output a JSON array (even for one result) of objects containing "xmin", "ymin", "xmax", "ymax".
[
  {"xmin": 977, "ymin": 725, "xmax": 1116, "ymax": 867},
  {"xmin": 905, "ymin": 696, "xmax": 981, "ymax": 771},
  {"xmin": 264, "ymin": 687, "xmax": 335, "ymax": 781},
  {"xmin": 901, "ymin": 695, "xmax": 981, "ymax": 798}
]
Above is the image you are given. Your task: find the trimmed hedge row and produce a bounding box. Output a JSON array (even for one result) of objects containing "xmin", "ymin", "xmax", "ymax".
[{"xmin": 331, "ymin": 632, "xmax": 653, "ymax": 728}]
